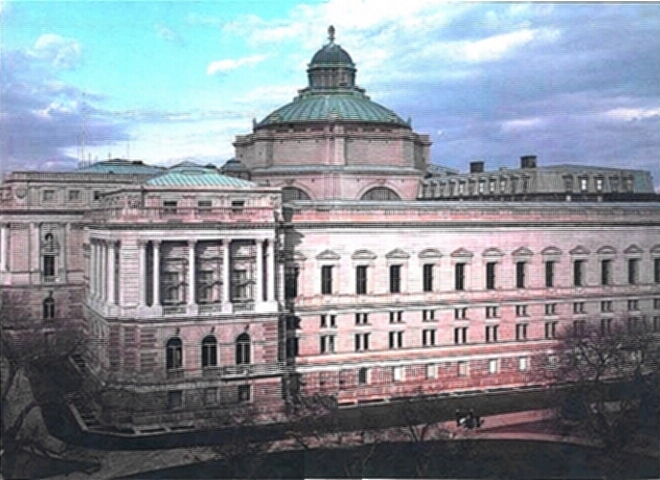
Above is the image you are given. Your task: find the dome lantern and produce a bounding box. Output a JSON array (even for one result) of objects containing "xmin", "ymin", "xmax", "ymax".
[{"xmin": 307, "ymin": 25, "xmax": 356, "ymax": 89}]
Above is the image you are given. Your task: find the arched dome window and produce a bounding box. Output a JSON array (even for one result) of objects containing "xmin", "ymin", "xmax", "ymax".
[
  {"xmin": 360, "ymin": 187, "xmax": 401, "ymax": 201},
  {"xmin": 282, "ymin": 187, "xmax": 311, "ymax": 202},
  {"xmin": 201, "ymin": 335, "xmax": 217, "ymax": 368},
  {"xmin": 166, "ymin": 337, "xmax": 183, "ymax": 370},
  {"xmin": 236, "ymin": 333, "xmax": 251, "ymax": 365}
]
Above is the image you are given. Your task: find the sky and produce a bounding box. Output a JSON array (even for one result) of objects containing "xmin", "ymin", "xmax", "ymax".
[{"xmin": 1, "ymin": 1, "xmax": 659, "ymax": 189}]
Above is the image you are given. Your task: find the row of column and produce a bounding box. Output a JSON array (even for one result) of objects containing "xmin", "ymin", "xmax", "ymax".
[
  {"xmin": 90, "ymin": 239, "xmax": 118, "ymax": 305},
  {"xmin": 0, "ymin": 224, "xmax": 8, "ymax": 272},
  {"xmin": 136, "ymin": 238, "xmax": 276, "ymax": 307}
]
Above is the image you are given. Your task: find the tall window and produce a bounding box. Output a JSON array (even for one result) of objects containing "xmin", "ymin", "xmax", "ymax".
[
  {"xmin": 423, "ymin": 264, "xmax": 434, "ymax": 292},
  {"xmin": 235, "ymin": 333, "xmax": 251, "ymax": 365},
  {"xmin": 42, "ymin": 296, "xmax": 55, "ymax": 320},
  {"xmin": 655, "ymin": 258, "xmax": 660, "ymax": 284},
  {"xmin": 455, "ymin": 263, "xmax": 465, "ymax": 291},
  {"xmin": 320, "ymin": 335, "xmax": 336, "ymax": 354},
  {"xmin": 601, "ymin": 260, "xmax": 612, "ymax": 286},
  {"xmin": 166, "ymin": 338, "xmax": 183, "ymax": 370},
  {"xmin": 545, "ymin": 321, "xmax": 558, "ymax": 339},
  {"xmin": 485, "ymin": 325, "xmax": 498, "ymax": 343},
  {"xmin": 355, "ymin": 333, "xmax": 370, "ymax": 352},
  {"xmin": 454, "ymin": 327, "xmax": 468, "ymax": 344},
  {"xmin": 545, "ymin": 261, "xmax": 555, "ymax": 288},
  {"xmin": 573, "ymin": 260, "xmax": 585, "ymax": 287},
  {"xmin": 422, "ymin": 329, "xmax": 436, "ymax": 346},
  {"xmin": 628, "ymin": 259, "xmax": 639, "ymax": 285},
  {"xmin": 356, "ymin": 265, "xmax": 368, "ymax": 295},
  {"xmin": 485, "ymin": 262, "xmax": 496, "ymax": 290},
  {"xmin": 43, "ymin": 255, "xmax": 55, "ymax": 277},
  {"xmin": 285, "ymin": 267, "xmax": 299, "ymax": 299},
  {"xmin": 321, "ymin": 265, "xmax": 333, "ymax": 294},
  {"xmin": 389, "ymin": 331, "xmax": 404, "ymax": 349},
  {"xmin": 201, "ymin": 336, "xmax": 217, "ymax": 368},
  {"xmin": 515, "ymin": 262, "xmax": 526, "ymax": 289},
  {"xmin": 516, "ymin": 324, "xmax": 528, "ymax": 341},
  {"xmin": 389, "ymin": 265, "xmax": 401, "ymax": 293},
  {"xmin": 358, "ymin": 367, "xmax": 369, "ymax": 385}
]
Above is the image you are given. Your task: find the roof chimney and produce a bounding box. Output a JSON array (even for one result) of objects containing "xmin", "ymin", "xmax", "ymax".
[
  {"xmin": 470, "ymin": 161, "xmax": 485, "ymax": 173},
  {"xmin": 520, "ymin": 155, "xmax": 537, "ymax": 169}
]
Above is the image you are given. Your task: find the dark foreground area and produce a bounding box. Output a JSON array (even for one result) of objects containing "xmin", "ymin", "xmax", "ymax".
[{"xmin": 123, "ymin": 439, "xmax": 660, "ymax": 479}]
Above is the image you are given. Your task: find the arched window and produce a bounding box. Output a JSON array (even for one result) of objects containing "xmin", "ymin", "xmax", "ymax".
[
  {"xmin": 201, "ymin": 335, "xmax": 217, "ymax": 368},
  {"xmin": 43, "ymin": 295, "xmax": 55, "ymax": 320},
  {"xmin": 166, "ymin": 337, "xmax": 183, "ymax": 370},
  {"xmin": 44, "ymin": 233, "xmax": 54, "ymax": 250},
  {"xmin": 236, "ymin": 333, "xmax": 251, "ymax": 365},
  {"xmin": 282, "ymin": 187, "xmax": 311, "ymax": 202},
  {"xmin": 360, "ymin": 187, "xmax": 401, "ymax": 201}
]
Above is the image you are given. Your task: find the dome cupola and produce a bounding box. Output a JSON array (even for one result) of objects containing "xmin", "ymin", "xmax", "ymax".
[{"xmin": 307, "ymin": 26, "xmax": 356, "ymax": 89}]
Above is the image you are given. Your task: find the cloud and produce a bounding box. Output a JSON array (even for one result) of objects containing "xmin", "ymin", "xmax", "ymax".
[
  {"xmin": 155, "ymin": 24, "xmax": 184, "ymax": 45},
  {"xmin": 29, "ymin": 34, "xmax": 81, "ymax": 69},
  {"xmin": 207, "ymin": 54, "xmax": 267, "ymax": 75}
]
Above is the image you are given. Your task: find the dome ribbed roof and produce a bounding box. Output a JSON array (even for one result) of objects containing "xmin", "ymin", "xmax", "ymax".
[
  {"xmin": 310, "ymin": 43, "xmax": 354, "ymax": 66},
  {"xmin": 257, "ymin": 91, "xmax": 408, "ymax": 128}
]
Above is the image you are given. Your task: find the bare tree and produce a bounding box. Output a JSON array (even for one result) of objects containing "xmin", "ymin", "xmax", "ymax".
[{"xmin": 540, "ymin": 318, "xmax": 659, "ymax": 454}]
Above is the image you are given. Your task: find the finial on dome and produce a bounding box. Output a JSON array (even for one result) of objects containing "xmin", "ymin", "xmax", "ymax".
[{"xmin": 328, "ymin": 25, "xmax": 335, "ymax": 44}]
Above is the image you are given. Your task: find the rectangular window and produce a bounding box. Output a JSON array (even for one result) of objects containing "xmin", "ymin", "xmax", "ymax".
[
  {"xmin": 389, "ymin": 331, "xmax": 404, "ymax": 349},
  {"xmin": 43, "ymin": 190, "xmax": 55, "ymax": 202},
  {"xmin": 356, "ymin": 265, "xmax": 368, "ymax": 295},
  {"xmin": 423, "ymin": 264, "xmax": 434, "ymax": 292},
  {"xmin": 205, "ymin": 387, "xmax": 217, "ymax": 405},
  {"xmin": 454, "ymin": 307, "xmax": 467, "ymax": 319},
  {"xmin": 654, "ymin": 298, "xmax": 660, "ymax": 310},
  {"xmin": 93, "ymin": 191, "xmax": 101, "ymax": 201},
  {"xmin": 285, "ymin": 267, "xmax": 299, "ymax": 299},
  {"xmin": 516, "ymin": 323, "xmax": 528, "ymax": 341},
  {"xmin": 573, "ymin": 320, "xmax": 586, "ymax": 337},
  {"xmin": 655, "ymin": 258, "xmax": 660, "ymax": 284},
  {"xmin": 389, "ymin": 311, "xmax": 403, "ymax": 323},
  {"xmin": 628, "ymin": 299, "xmax": 639, "ymax": 311},
  {"xmin": 485, "ymin": 306, "xmax": 499, "ymax": 318},
  {"xmin": 355, "ymin": 333, "xmax": 370, "ymax": 352},
  {"xmin": 422, "ymin": 309, "xmax": 435, "ymax": 322},
  {"xmin": 389, "ymin": 265, "xmax": 401, "ymax": 293},
  {"xmin": 485, "ymin": 325, "xmax": 499, "ymax": 343},
  {"xmin": 320, "ymin": 335, "xmax": 336, "ymax": 354},
  {"xmin": 238, "ymin": 385, "xmax": 251, "ymax": 402},
  {"xmin": 455, "ymin": 263, "xmax": 465, "ymax": 291},
  {"xmin": 573, "ymin": 302, "xmax": 585, "ymax": 314},
  {"xmin": 628, "ymin": 317, "xmax": 639, "ymax": 333},
  {"xmin": 392, "ymin": 366, "xmax": 405, "ymax": 382},
  {"xmin": 488, "ymin": 359, "xmax": 499, "ymax": 374},
  {"xmin": 545, "ymin": 303, "xmax": 557, "ymax": 315},
  {"xmin": 601, "ymin": 318, "xmax": 612, "ymax": 335},
  {"xmin": 454, "ymin": 327, "xmax": 468, "ymax": 344},
  {"xmin": 628, "ymin": 259, "xmax": 639, "ymax": 285},
  {"xmin": 167, "ymin": 390, "xmax": 183, "ymax": 409},
  {"xmin": 485, "ymin": 262, "xmax": 496, "ymax": 290},
  {"xmin": 519, "ymin": 357, "xmax": 529, "ymax": 372},
  {"xmin": 320, "ymin": 314, "xmax": 336, "ymax": 328},
  {"xmin": 545, "ymin": 321, "xmax": 558, "ymax": 339},
  {"xmin": 610, "ymin": 176, "xmax": 620, "ymax": 192},
  {"xmin": 516, "ymin": 261, "xmax": 526, "ymax": 289},
  {"xmin": 43, "ymin": 255, "xmax": 55, "ymax": 277},
  {"xmin": 579, "ymin": 177, "xmax": 588, "ymax": 192},
  {"xmin": 426, "ymin": 364, "xmax": 438, "ymax": 379},
  {"xmin": 355, "ymin": 313, "xmax": 368, "ymax": 325},
  {"xmin": 422, "ymin": 329, "xmax": 436, "ymax": 347},
  {"xmin": 515, "ymin": 305, "xmax": 528, "ymax": 317},
  {"xmin": 68, "ymin": 190, "xmax": 80, "ymax": 201},
  {"xmin": 163, "ymin": 200, "xmax": 178, "ymax": 214},
  {"xmin": 653, "ymin": 316, "xmax": 660, "ymax": 332},
  {"xmin": 573, "ymin": 260, "xmax": 585, "ymax": 287},
  {"xmin": 231, "ymin": 200, "xmax": 245, "ymax": 211},
  {"xmin": 457, "ymin": 361, "xmax": 469, "ymax": 377},
  {"xmin": 321, "ymin": 265, "xmax": 333, "ymax": 294},
  {"xmin": 545, "ymin": 261, "xmax": 555, "ymax": 288},
  {"xmin": 601, "ymin": 260, "xmax": 612, "ymax": 286},
  {"xmin": 198, "ymin": 200, "xmax": 212, "ymax": 211},
  {"xmin": 601, "ymin": 300, "xmax": 613, "ymax": 312}
]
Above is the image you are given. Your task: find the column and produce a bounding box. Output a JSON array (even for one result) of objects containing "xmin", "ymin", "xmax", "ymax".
[
  {"xmin": 89, "ymin": 241, "xmax": 96, "ymax": 297},
  {"xmin": 60, "ymin": 223, "xmax": 68, "ymax": 281},
  {"xmin": 267, "ymin": 239, "xmax": 276, "ymax": 301},
  {"xmin": 95, "ymin": 241, "xmax": 102, "ymax": 298},
  {"xmin": 99, "ymin": 241, "xmax": 106, "ymax": 301},
  {"xmin": 152, "ymin": 240, "xmax": 160, "ymax": 306},
  {"xmin": 222, "ymin": 239, "xmax": 230, "ymax": 303},
  {"xmin": 187, "ymin": 240, "xmax": 196, "ymax": 305},
  {"xmin": 32, "ymin": 223, "xmax": 40, "ymax": 274},
  {"xmin": 256, "ymin": 239, "xmax": 264, "ymax": 302},
  {"xmin": 138, "ymin": 241, "xmax": 147, "ymax": 306},
  {"xmin": 0, "ymin": 224, "xmax": 7, "ymax": 272},
  {"xmin": 107, "ymin": 241, "xmax": 116, "ymax": 305}
]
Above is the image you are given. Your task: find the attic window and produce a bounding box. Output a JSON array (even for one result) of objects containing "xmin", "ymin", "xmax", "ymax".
[
  {"xmin": 231, "ymin": 200, "xmax": 245, "ymax": 211},
  {"xmin": 182, "ymin": 169, "xmax": 203, "ymax": 176}
]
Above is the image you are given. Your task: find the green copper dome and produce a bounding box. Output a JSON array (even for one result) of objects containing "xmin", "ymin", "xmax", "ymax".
[
  {"xmin": 257, "ymin": 90, "xmax": 408, "ymax": 127},
  {"xmin": 257, "ymin": 26, "xmax": 409, "ymax": 129}
]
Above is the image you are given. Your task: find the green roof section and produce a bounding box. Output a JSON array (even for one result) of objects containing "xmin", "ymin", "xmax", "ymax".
[
  {"xmin": 145, "ymin": 162, "xmax": 257, "ymax": 188},
  {"xmin": 257, "ymin": 91, "xmax": 409, "ymax": 128},
  {"xmin": 76, "ymin": 159, "xmax": 165, "ymax": 175}
]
